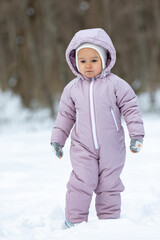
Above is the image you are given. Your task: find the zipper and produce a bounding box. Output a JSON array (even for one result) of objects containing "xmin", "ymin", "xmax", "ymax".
[
  {"xmin": 90, "ymin": 78, "xmax": 99, "ymax": 149},
  {"xmin": 110, "ymin": 108, "xmax": 119, "ymax": 132},
  {"xmin": 76, "ymin": 110, "xmax": 79, "ymax": 133}
]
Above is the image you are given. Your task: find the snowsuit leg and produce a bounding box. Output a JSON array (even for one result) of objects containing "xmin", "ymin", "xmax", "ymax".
[
  {"xmin": 95, "ymin": 132, "xmax": 126, "ymax": 219},
  {"xmin": 65, "ymin": 141, "xmax": 99, "ymax": 223},
  {"xmin": 95, "ymin": 172, "xmax": 123, "ymax": 219}
]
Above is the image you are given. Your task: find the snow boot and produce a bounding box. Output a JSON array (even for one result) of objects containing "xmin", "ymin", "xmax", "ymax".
[{"xmin": 65, "ymin": 220, "xmax": 79, "ymax": 228}]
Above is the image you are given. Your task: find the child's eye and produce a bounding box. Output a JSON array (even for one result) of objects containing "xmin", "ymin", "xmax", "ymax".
[
  {"xmin": 92, "ymin": 59, "xmax": 98, "ymax": 63},
  {"xmin": 80, "ymin": 60, "xmax": 86, "ymax": 63}
]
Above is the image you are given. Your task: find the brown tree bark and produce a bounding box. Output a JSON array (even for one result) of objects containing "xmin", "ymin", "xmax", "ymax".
[{"xmin": 0, "ymin": 0, "xmax": 159, "ymax": 115}]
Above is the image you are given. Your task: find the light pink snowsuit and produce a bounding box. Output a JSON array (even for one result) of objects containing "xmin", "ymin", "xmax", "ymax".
[{"xmin": 51, "ymin": 28, "xmax": 145, "ymax": 223}]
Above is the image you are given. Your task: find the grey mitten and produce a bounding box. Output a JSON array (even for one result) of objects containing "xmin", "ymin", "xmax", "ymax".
[
  {"xmin": 51, "ymin": 142, "xmax": 63, "ymax": 159},
  {"xmin": 130, "ymin": 139, "xmax": 143, "ymax": 153}
]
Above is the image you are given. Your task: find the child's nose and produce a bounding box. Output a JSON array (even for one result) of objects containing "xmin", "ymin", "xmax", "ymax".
[{"xmin": 86, "ymin": 63, "xmax": 92, "ymax": 68}]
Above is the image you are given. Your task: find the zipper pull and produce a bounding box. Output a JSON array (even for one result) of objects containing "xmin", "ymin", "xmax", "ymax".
[{"xmin": 110, "ymin": 107, "xmax": 119, "ymax": 132}]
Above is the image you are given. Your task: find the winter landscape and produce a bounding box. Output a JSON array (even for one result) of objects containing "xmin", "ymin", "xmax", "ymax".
[
  {"xmin": 0, "ymin": 90, "xmax": 160, "ymax": 240},
  {"xmin": 0, "ymin": 1, "xmax": 160, "ymax": 239}
]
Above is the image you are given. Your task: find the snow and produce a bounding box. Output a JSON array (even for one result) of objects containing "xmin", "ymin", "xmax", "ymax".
[
  {"xmin": 0, "ymin": 89, "xmax": 53, "ymax": 133},
  {"xmin": 138, "ymin": 90, "xmax": 160, "ymax": 112},
  {"xmin": 0, "ymin": 90, "xmax": 160, "ymax": 240}
]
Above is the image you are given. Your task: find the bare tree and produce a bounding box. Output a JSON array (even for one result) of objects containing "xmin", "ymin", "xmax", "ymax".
[{"xmin": 0, "ymin": 0, "xmax": 160, "ymax": 115}]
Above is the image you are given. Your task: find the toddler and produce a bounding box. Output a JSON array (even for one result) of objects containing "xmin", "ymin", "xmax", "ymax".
[{"xmin": 51, "ymin": 28, "xmax": 145, "ymax": 228}]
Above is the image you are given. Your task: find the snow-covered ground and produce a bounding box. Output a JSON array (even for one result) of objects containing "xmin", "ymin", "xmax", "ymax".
[{"xmin": 0, "ymin": 90, "xmax": 160, "ymax": 240}]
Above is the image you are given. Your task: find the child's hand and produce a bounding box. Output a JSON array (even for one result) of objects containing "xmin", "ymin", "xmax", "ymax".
[
  {"xmin": 51, "ymin": 142, "xmax": 63, "ymax": 159},
  {"xmin": 130, "ymin": 139, "xmax": 143, "ymax": 153}
]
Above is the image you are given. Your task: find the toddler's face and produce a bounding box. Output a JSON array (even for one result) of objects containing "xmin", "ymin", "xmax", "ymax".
[{"xmin": 77, "ymin": 48, "xmax": 102, "ymax": 78}]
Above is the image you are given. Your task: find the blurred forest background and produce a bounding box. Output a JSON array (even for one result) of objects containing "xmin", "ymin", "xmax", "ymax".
[{"xmin": 0, "ymin": 0, "xmax": 160, "ymax": 116}]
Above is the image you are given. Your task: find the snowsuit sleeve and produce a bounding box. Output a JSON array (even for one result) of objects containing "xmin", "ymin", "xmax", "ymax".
[
  {"xmin": 51, "ymin": 83, "xmax": 76, "ymax": 147},
  {"xmin": 116, "ymin": 78, "xmax": 145, "ymax": 140}
]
